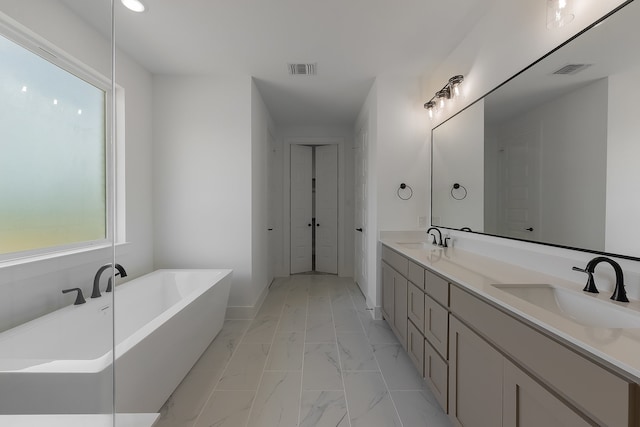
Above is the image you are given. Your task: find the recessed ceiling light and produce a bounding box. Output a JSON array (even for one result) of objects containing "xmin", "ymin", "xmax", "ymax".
[{"xmin": 121, "ymin": 0, "xmax": 145, "ymax": 13}]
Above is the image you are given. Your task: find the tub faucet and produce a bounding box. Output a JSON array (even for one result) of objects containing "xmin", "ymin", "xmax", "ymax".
[
  {"xmin": 62, "ymin": 288, "xmax": 86, "ymax": 305},
  {"xmin": 572, "ymin": 256, "xmax": 629, "ymax": 302},
  {"xmin": 427, "ymin": 227, "xmax": 443, "ymax": 247},
  {"xmin": 92, "ymin": 263, "xmax": 128, "ymax": 298}
]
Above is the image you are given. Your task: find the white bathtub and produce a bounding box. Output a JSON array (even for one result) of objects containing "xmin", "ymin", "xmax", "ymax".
[{"xmin": 0, "ymin": 269, "xmax": 232, "ymax": 414}]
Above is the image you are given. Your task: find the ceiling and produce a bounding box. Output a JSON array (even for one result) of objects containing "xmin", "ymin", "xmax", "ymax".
[{"xmin": 60, "ymin": 0, "xmax": 489, "ymax": 127}]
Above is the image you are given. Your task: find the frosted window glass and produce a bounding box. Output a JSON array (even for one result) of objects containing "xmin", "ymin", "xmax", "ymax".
[{"xmin": 0, "ymin": 34, "xmax": 106, "ymax": 255}]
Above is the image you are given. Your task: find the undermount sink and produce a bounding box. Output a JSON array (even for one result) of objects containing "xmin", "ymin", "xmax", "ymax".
[
  {"xmin": 396, "ymin": 242, "xmax": 437, "ymax": 250},
  {"xmin": 492, "ymin": 284, "xmax": 640, "ymax": 329}
]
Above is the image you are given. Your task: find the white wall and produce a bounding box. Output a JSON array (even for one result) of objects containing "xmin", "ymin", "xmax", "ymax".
[
  {"xmin": 0, "ymin": 0, "xmax": 154, "ymax": 331},
  {"xmin": 152, "ymin": 75, "xmax": 259, "ymax": 313},
  {"xmin": 277, "ymin": 125, "xmax": 354, "ymax": 278},
  {"xmin": 432, "ymin": 100, "xmax": 484, "ymax": 232},
  {"xmin": 251, "ymin": 80, "xmax": 276, "ymax": 298},
  {"xmin": 376, "ymin": 77, "xmax": 430, "ymax": 232},
  {"xmin": 355, "ymin": 82, "xmax": 378, "ymax": 310},
  {"xmin": 355, "ymin": 76, "xmax": 429, "ymax": 313}
]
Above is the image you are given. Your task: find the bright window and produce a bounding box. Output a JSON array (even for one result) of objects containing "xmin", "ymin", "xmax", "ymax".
[{"xmin": 0, "ymin": 31, "xmax": 110, "ymax": 259}]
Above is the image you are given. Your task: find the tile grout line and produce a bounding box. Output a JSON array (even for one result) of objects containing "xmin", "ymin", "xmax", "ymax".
[
  {"xmin": 296, "ymin": 277, "xmax": 310, "ymax": 427},
  {"xmin": 334, "ymin": 281, "xmax": 355, "ymax": 427},
  {"xmin": 348, "ymin": 281, "xmax": 406, "ymax": 427},
  {"xmin": 190, "ymin": 318, "xmax": 254, "ymax": 427},
  {"xmin": 243, "ymin": 280, "xmax": 291, "ymax": 427}
]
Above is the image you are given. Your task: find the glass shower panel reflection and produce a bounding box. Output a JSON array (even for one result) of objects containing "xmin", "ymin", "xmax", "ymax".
[{"xmin": 0, "ymin": 0, "xmax": 115, "ymax": 422}]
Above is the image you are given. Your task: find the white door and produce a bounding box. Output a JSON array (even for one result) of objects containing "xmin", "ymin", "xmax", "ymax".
[
  {"xmin": 498, "ymin": 126, "xmax": 540, "ymax": 240},
  {"xmin": 354, "ymin": 128, "xmax": 368, "ymax": 293},
  {"xmin": 315, "ymin": 145, "xmax": 338, "ymax": 274},
  {"xmin": 290, "ymin": 145, "xmax": 313, "ymax": 274}
]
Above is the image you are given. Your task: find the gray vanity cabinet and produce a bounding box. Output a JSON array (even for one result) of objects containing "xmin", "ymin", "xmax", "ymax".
[
  {"xmin": 380, "ymin": 242, "xmax": 639, "ymax": 427},
  {"xmin": 381, "ymin": 246, "xmax": 450, "ymax": 411}
]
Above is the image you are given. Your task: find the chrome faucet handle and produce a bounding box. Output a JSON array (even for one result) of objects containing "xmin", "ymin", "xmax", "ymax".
[{"xmin": 572, "ymin": 266, "xmax": 598, "ymax": 294}]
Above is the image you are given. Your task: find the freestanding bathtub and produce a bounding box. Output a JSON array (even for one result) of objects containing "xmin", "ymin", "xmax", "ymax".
[{"xmin": 0, "ymin": 269, "xmax": 232, "ymax": 414}]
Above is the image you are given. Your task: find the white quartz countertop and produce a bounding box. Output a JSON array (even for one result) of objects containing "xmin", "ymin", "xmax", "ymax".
[
  {"xmin": 0, "ymin": 413, "xmax": 159, "ymax": 427},
  {"xmin": 380, "ymin": 238, "xmax": 640, "ymax": 383}
]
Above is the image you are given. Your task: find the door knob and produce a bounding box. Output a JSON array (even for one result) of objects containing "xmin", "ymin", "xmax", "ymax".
[
  {"xmin": 356, "ymin": 228, "xmax": 363, "ymax": 232},
  {"xmin": 308, "ymin": 223, "xmax": 312, "ymax": 227},
  {"xmin": 525, "ymin": 227, "xmax": 534, "ymax": 231},
  {"xmin": 316, "ymin": 223, "xmax": 320, "ymax": 227}
]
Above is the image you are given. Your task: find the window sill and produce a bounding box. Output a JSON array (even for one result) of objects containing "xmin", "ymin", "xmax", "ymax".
[{"xmin": 0, "ymin": 242, "xmax": 130, "ymax": 270}]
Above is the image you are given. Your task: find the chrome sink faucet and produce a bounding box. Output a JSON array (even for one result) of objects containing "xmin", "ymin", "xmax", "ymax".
[
  {"xmin": 427, "ymin": 227, "xmax": 445, "ymax": 247},
  {"xmin": 92, "ymin": 263, "xmax": 128, "ymax": 298},
  {"xmin": 572, "ymin": 256, "xmax": 629, "ymax": 302}
]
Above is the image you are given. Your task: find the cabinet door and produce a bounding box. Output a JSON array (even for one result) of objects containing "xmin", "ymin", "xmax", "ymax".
[
  {"xmin": 449, "ymin": 316, "xmax": 503, "ymax": 427},
  {"xmin": 381, "ymin": 263, "xmax": 394, "ymax": 323},
  {"xmin": 394, "ymin": 272, "xmax": 408, "ymax": 348},
  {"xmin": 406, "ymin": 320, "xmax": 424, "ymax": 375},
  {"xmin": 425, "ymin": 295, "xmax": 448, "ymax": 359},
  {"xmin": 407, "ymin": 282, "xmax": 425, "ymax": 333},
  {"xmin": 425, "ymin": 339, "xmax": 448, "ymax": 412},
  {"xmin": 503, "ymin": 360, "xmax": 592, "ymax": 427}
]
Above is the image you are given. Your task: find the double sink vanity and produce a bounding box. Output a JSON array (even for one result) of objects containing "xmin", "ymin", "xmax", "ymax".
[{"xmin": 380, "ymin": 237, "xmax": 640, "ymax": 427}]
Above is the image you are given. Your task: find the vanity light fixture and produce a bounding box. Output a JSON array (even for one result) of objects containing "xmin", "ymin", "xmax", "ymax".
[
  {"xmin": 547, "ymin": 0, "xmax": 574, "ymax": 29},
  {"xmin": 121, "ymin": 0, "xmax": 146, "ymax": 13},
  {"xmin": 423, "ymin": 75, "xmax": 464, "ymax": 118}
]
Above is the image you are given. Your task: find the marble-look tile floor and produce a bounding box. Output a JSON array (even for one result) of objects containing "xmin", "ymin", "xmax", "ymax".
[{"xmin": 155, "ymin": 274, "xmax": 451, "ymax": 427}]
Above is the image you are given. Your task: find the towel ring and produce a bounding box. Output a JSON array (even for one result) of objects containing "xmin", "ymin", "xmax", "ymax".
[
  {"xmin": 451, "ymin": 183, "xmax": 467, "ymax": 200},
  {"xmin": 397, "ymin": 183, "xmax": 413, "ymax": 200}
]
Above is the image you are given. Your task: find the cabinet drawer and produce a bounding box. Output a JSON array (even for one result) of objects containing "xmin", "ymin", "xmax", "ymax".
[
  {"xmin": 425, "ymin": 295, "xmax": 448, "ymax": 359},
  {"xmin": 408, "ymin": 261, "xmax": 425, "ymax": 289},
  {"xmin": 407, "ymin": 320, "xmax": 424, "ymax": 376},
  {"xmin": 381, "ymin": 246, "xmax": 409, "ymax": 276},
  {"xmin": 450, "ymin": 285, "xmax": 634, "ymax": 427},
  {"xmin": 407, "ymin": 282, "xmax": 425, "ymax": 333},
  {"xmin": 425, "ymin": 339, "xmax": 448, "ymax": 412},
  {"xmin": 425, "ymin": 269, "xmax": 449, "ymax": 306}
]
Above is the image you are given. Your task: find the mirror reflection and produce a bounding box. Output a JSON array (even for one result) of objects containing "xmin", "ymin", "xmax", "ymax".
[{"xmin": 432, "ymin": 1, "xmax": 640, "ymax": 260}]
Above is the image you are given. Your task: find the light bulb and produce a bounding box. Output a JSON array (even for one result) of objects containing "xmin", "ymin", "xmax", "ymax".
[
  {"xmin": 547, "ymin": 0, "xmax": 574, "ymax": 29},
  {"xmin": 121, "ymin": 0, "xmax": 145, "ymax": 12},
  {"xmin": 424, "ymin": 101, "xmax": 436, "ymax": 119}
]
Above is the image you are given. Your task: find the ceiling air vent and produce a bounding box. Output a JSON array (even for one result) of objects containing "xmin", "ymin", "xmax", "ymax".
[
  {"xmin": 288, "ymin": 63, "xmax": 317, "ymax": 76},
  {"xmin": 552, "ymin": 64, "xmax": 592, "ymax": 75}
]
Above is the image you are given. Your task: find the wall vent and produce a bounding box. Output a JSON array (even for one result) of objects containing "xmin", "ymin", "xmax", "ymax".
[
  {"xmin": 552, "ymin": 64, "xmax": 592, "ymax": 75},
  {"xmin": 288, "ymin": 63, "xmax": 317, "ymax": 75}
]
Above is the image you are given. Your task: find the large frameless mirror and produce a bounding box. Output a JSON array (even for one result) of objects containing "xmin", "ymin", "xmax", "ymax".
[{"xmin": 431, "ymin": 0, "xmax": 640, "ymax": 261}]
